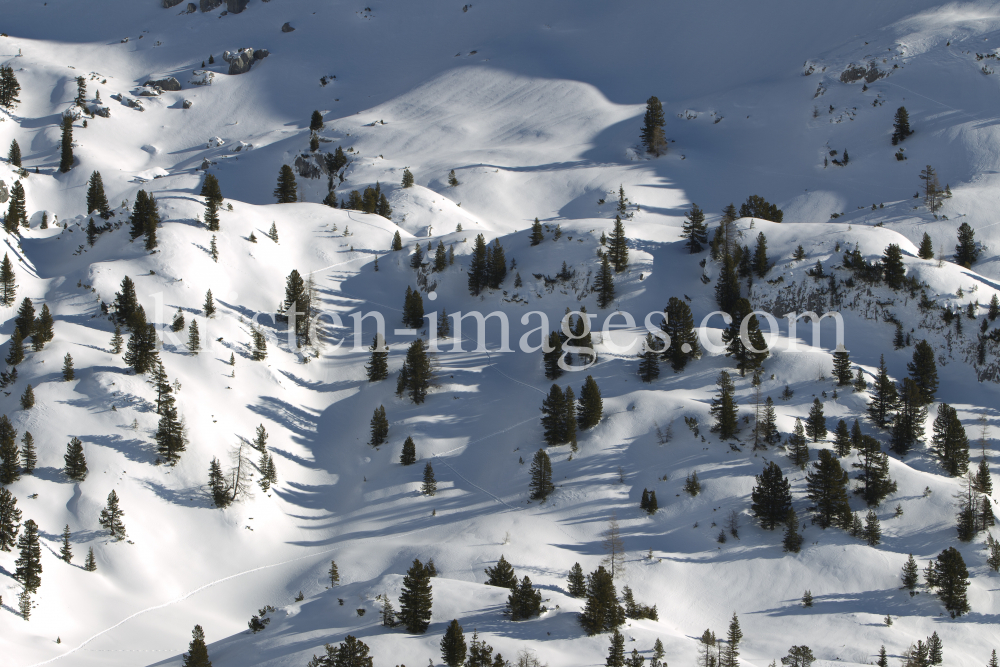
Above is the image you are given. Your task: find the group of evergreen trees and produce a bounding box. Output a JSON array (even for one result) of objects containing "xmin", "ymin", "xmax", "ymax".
[
  {"xmin": 338, "ymin": 182, "xmax": 392, "ymax": 218},
  {"xmin": 467, "ymin": 234, "xmax": 507, "ymax": 295},
  {"xmin": 865, "ymin": 344, "xmax": 938, "ymax": 457},
  {"xmin": 539, "ymin": 375, "xmax": 603, "ymax": 446},
  {"xmin": 128, "ymin": 190, "xmax": 160, "ymax": 251},
  {"xmin": 640, "ymin": 96, "xmax": 667, "ymax": 155}
]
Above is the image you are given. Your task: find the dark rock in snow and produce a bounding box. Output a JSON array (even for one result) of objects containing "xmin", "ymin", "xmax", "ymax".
[
  {"xmin": 281, "ymin": 22, "xmax": 295, "ymax": 32},
  {"xmin": 840, "ymin": 61, "xmax": 886, "ymax": 84},
  {"xmin": 200, "ymin": 0, "xmax": 223, "ymax": 11},
  {"xmin": 162, "ymin": 0, "xmax": 185, "ymax": 7},
  {"xmin": 223, "ymin": 48, "xmax": 268, "ymax": 75},
  {"xmin": 182, "ymin": 99, "xmax": 193, "ymax": 109},
  {"xmin": 227, "ymin": 0, "xmax": 249, "ymax": 12},
  {"xmin": 186, "ymin": 3, "xmax": 197, "ymax": 11},
  {"xmin": 294, "ymin": 154, "xmax": 327, "ymax": 179},
  {"xmin": 144, "ymin": 77, "xmax": 181, "ymax": 91}
]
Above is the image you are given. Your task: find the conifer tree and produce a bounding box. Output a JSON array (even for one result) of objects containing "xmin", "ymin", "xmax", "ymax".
[
  {"xmin": 638, "ymin": 333, "xmax": 661, "ymax": 383},
  {"xmin": 660, "ymin": 297, "xmax": 700, "ymax": 371},
  {"xmin": 931, "ymin": 403, "xmax": 970, "ymax": 476},
  {"xmin": 956, "ymin": 222, "xmax": 978, "ymax": 268},
  {"xmin": 20, "ymin": 432, "xmax": 34, "ymax": 475},
  {"xmin": 723, "ymin": 298, "xmax": 768, "ymax": 376},
  {"xmin": 933, "ymin": 547, "xmax": 970, "ymax": 617},
  {"xmin": 562, "ymin": 386, "xmax": 578, "ymax": 448},
  {"xmin": 608, "ymin": 216, "xmax": 629, "ymax": 273},
  {"xmin": 759, "ymin": 395, "xmax": 779, "ymax": 445},
  {"xmin": 577, "ymin": 375, "xmax": 603, "ymax": 430},
  {"xmin": 864, "ymin": 509, "xmax": 882, "ymax": 546},
  {"xmin": 19, "ymin": 384, "xmax": 32, "ymax": 410},
  {"xmin": 64, "ymin": 436, "xmax": 87, "ymax": 481},
  {"xmin": 14, "ymin": 519, "xmax": 41, "ymax": 592},
  {"xmin": 59, "ymin": 525, "xmax": 72, "ymax": 563},
  {"xmin": 0, "ymin": 66, "xmax": 20, "ymax": 109},
  {"xmin": 369, "ymin": 405, "xmax": 388, "ymax": 447},
  {"xmin": 681, "ymin": 204, "xmax": 708, "ymax": 253},
  {"xmin": 530, "ymin": 217, "xmax": 544, "ymax": 246},
  {"xmin": 890, "ymin": 378, "xmax": 927, "ymax": 456},
  {"xmin": 752, "ymin": 231, "xmax": 770, "ymax": 278},
  {"xmin": 540, "ymin": 384, "xmax": 567, "ymax": 446},
  {"xmin": 0, "ymin": 253, "xmax": 16, "ymax": 306},
  {"xmin": 36, "ymin": 304, "xmax": 54, "ymax": 344},
  {"xmin": 918, "ymin": 232, "xmax": 934, "ymax": 260},
  {"xmin": 309, "ymin": 109, "xmax": 324, "ymax": 132},
  {"xmin": 86, "ymin": 171, "xmax": 110, "ymax": 215},
  {"xmin": 5, "ymin": 181, "xmax": 27, "ymax": 233},
  {"xmin": 907, "ymin": 340, "xmax": 938, "ymax": 405},
  {"xmin": 974, "ymin": 456, "xmax": 993, "ymax": 495},
  {"xmin": 543, "ymin": 330, "xmax": 564, "ymax": 380},
  {"xmin": 750, "ymin": 461, "xmax": 793, "ymax": 530},
  {"xmin": 433, "ymin": 240, "xmax": 447, "ymax": 272},
  {"xmin": 98, "ymin": 489, "xmax": 127, "ymax": 540},
  {"xmin": 715, "ymin": 254, "xmax": 741, "ymax": 314},
  {"xmin": 805, "ymin": 399, "xmax": 827, "ymax": 442},
  {"xmin": 832, "ymin": 419, "xmax": 852, "ymax": 457},
  {"xmin": 448, "ymin": 169, "xmax": 459, "ymax": 186},
  {"xmin": 788, "ymin": 418, "xmax": 809, "ymax": 469},
  {"xmin": 832, "ymin": 349, "xmax": 852, "ymax": 385},
  {"xmin": 365, "ymin": 334, "xmax": 388, "ymax": 382},
  {"xmin": 251, "ymin": 325, "xmax": 267, "ymax": 360},
  {"xmin": 440, "ymin": 619, "xmax": 467, "ymax": 666},
  {"xmin": 0, "ymin": 416, "xmax": 19, "ymax": 485},
  {"xmin": 710, "ymin": 370, "xmax": 739, "ymax": 439},
  {"xmin": 507, "ymin": 576, "xmax": 543, "ymax": 621},
  {"xmin": 421, "ymin": 461, "xmax": 437, "ymax": 496},
  {"xmin": 391, "ymin": 230, "xmax": 403, "ymax": 251},
  {"xmin": 208, "ymin": 457, "xmax": 230, "ymax": 508},
  {"xmin": 606, "ymin": 629, "xmax": 627, "ymax": 667},
  {"xmin": 467, "ymin": 234, "xmax": 488, "ymax": 296},
  {"xmin": 483, "ymin": 554, "xmax": 517, "ymax": 589},
  {"xmin": 5, "ymin": 328, "xmax": 23, "ymax": 367},
  {"xmin": 867, "ymin": 355, "xmax": 898, "ymax": 428},
  {"xmin": 721, "ymin": 613, "xmax": 742, "ymax": 667},
  {"xmin": 84, "ymin": 546, "xmax": 97, "ymax": 571},
  {"xmin": 409, "ymin": 241, "xmax": 424, "ymax": 270},
  {"xmin": 398, "ymin": 558, "xmax": 433, "ymax": 633},
  {"xmin": 181, "ymin": 625, "xmax": 212, "ymax": 667},
  {"xmin": 187, "ymin": 319, "xmax": 200, "ymax": 354},
  {"xmin": 891, "ymin": 106, "xmax": 912, "ymax": 144},
  {"xmin": 529, "ymin": 448, "xmax": 554, "ymax": 501},
  {"xmin": 155, "ymin": 391, "xmax": 186, "ymax": 465},
  {"xmin": 400, "ymin": 339, "xmax": 431, "ymax": 403},
  {"xmin": 274, "ymin": 165, "xmax": 297, "ymax": 203},
  {"xmin": 59, "ymin": 115, "xmax": 74, "ymax": 172},
  {"xmin": 7, "ymin": 139, "xmax": 20, "ymax": 168},
  {"xmin": 594, "ymin": 254, "xmax": 615, "ymax": 309},
  {"xmin": 806, "ymin": 449, "xmax": 851, "ymax": 529},
  {"xmin": 199, "ymin": 173, "xmax": 223, "ymax": 205},
  {"xmin": 579, "ymin": 565, "xmax": 624, "ymax": 635},
  {"xmin": 783, "ymin": 508, "xmax": 803, "ymax": 552},
  {"xmin": 640, "ymin": 96, "xmax": 667, "ymax": 154},
  {"xmin": 401, "ymin": 168, "xmax": 414, "ymax": 188},
  {"xmin": 205, "ymin": 199, "xmax": 220, "ymax": 233},
  {"xmin": 882, "ymin": 244, "xmax": 906, "ymax": 289},
  {"xmin": 567, "ymin": 562, "xmax": 587, "ymax": 597},
  {"xmin": 926, "ymin": 632, "xmax": 942, "ymax": 665},
  {"xmin": 901, "ymin": 554, "xmax": 919, "ymax": 595}
]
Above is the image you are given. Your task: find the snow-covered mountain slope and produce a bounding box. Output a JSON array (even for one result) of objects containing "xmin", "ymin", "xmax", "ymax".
[{"xmin": 3, "ymin": 1, "xmax": 1000, "ymax": 666}]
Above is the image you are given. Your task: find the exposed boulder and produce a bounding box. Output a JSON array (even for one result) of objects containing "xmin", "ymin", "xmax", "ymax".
[
  {"xmin": 189, "ymin": 70, "xmax": 215, "ymax": 86},
  {"xmin": 840, "ymin": 61, "xmax": 886, "ymax": 84},
  {"xmin": 186, "ymin": 3, "xmax": 197, "ymax": 11},
  {"xmin": 222, "ymin": 48, "xmax": 268, "ymax": 75},
  {"xmin": 144, "ymin": 77, "xmax": 181, "ymax": 91},
  {"xmin": 227, "ymin": 0, "xmax": 249, "ymax": 12},
  {"xmin": 200, "ymin": 0, "xmax": 223, "ymax": 10},
  {"xmin": 282, "ymin": 22, "xmax": 295, "ymax": 32},
  {"xmin": 182, "ymin": 99, "xmax": 193, "ymax": 109},
  {"xmin": 162, "ymin": 0, "xmax": 185, "ymax": 7},
  {"xmin": 294, "ymin": 153, "xmax": 328, "ymax": 180}
]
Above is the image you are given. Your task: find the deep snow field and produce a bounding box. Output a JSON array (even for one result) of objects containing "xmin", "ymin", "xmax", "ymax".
[{"xmin": 2, "ymin": 1, "xmax": 1000, "ymax": 666}]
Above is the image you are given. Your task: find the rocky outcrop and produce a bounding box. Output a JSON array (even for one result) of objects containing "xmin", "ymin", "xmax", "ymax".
[
  {"xmin": 182, "ymin": 99, "xmax": 193, "ymax": 109},
  {"xmin": 144, "ymin": 77, "xmax": 181, "ymax": 91},
  {"xmin": 282, "ymin": 22, "xmax": 295, "ymax": 32},
  {"xmin": 840, "ymin": 61, "xmax": 886, "ymax": 84},
  {"xmin": 227, "ymin": 0, "xmax": 249, "ymax": 12},
  {"xmin": 222, "ymin": 48, "xmax": 269, "ymax": 75},
  {"xmin": 294, "ymin": 153, "xmax": 328, "ymax": 180},
  {"xmin": 200, "ymin": 0, "xmax": 223, "ymax": 11},
  {"xmin": 162, "ymin": 0, "xmax": 185, "ymax": 7}
]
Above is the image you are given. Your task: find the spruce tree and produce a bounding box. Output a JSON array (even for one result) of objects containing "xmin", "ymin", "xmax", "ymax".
[
  {"xmin": 750, "ymin": 461, "xmax": 793, "ymax": 530},
  {"xmin": 974, "ymin": 456, "xmax": 993, "ymax": 495},
  {"xmin": 901, "ymin": 554, "xmax": 919, "ymax": 594},
  {"xmin": 805, "ymin": 398, "xmax": 827, "ymax": 442},
  {"xmin": 783, "ymin": 508, "xmax": 803, "ymax": 552},
  {"xmin": 567, "ymin": 562, "xmax": 587, "ymax": 597},
  {"xmin": 594, "ymin": 254, "xmax": 615, "ymax": 308},
  {"xmin": 577, "ymin": 375, "xmax": 603, "ymax": 430},
  {"xmin": 867, "ymin": 355, "xmax": 898, "ymax": 428},
  {"xmin": 530, "ymin": 217, "xmax": 544, "ymax": 246},
  {"xmin": 59, "ymin": 525, "xmax": 72, "ymax": 563},
  {"xmin": 721, "ymin": 613, "xmax": 742, "ymax": 667},
  {"xmin": 543, "ymin": 331, "xmax": 564, "ymax": 380},
  {"xmin": 84, "ymin": 546, "xmax": 97, "ymax": 571},
  {"xmin": 541, "ymin": 384, "xmax": 567, "ymax": 447},
  {"xmin": 931, "ymin": 403, "xmax": 970, "ymax": 476},
  {"xmin": 606, "ymin": 629, "xmax": 627, "ymax": 667},
  {"xmin": 274, "ymin": 165, "xmax": 297, "ymax": 203},
  {"xmin": 715, "ymin": 254, "xmax": 741, "ymax": 314},
  {"xmin": 0, "ymin": 66, "xmax": 20, "ymax": 109},
  {"xmin": 98, "ymin": 489, "xmax": 127, "ymax": 540},
  {"xmin": 907, "ymin": 340, "xmax": 938, "ymax": 405},
  {"xmin": 882, "ymin": 244, "xmax": 906, "ymax": 289},
  {"xmin": 20, "ymin": 432, "xmax": 34, "ymax": 475},
  {"xmin": 853, "ymin": 435, "xmax": 897, "ymax": 507},
  {"xmin": 7, "ymin": 139, "xmax": 20, "ymax": 168},
  {"xmin": 638, "ymin": 333, "xmax": 661, "ymax": 382},
  {"xmin": 788, "ymin": 418, "xmax": 809, "ymax": 469},
  {"xmin": 864, "ymin": 509, "xmax": 882, "ymax": 545},
  {"xmin": 752, "ymin": 231, "xmax": 770, "ymax": 277},
  {"xmin": 14, "ymin": 519, "xmax": 41, "ymax": 592},
  {"xmin": 0, "ymin": 415, "xmax": 19, "ymax": 485},
  {"xmin": 402, "ymin": 339, "xmax": 431, "ymax": 404},
  {"xmin": 36, "ymin": 304, "xmax": 54, "ymax": 344},
  {"xmin": 0, "ymin": 253, "xmax": 16, "ymax": 306},
  {"xmin": 608, "ymin": 216, "xmax": 629, "ymax": 272},
  {"xmin": 661, "ymin": 297, "xmax": 700, "ymax": 371},
  {"xmin": 448, "ymin": 169, "xmax": 459, "ymax": 186},
  {"xmin": 723, "ymin": 298, "xmax": 768, "ymax": 376},
  {"xmin": 204, "ymin": 199, "xmax": 220, "ymax": 232},
  {"xmin": 64, "ymin": 436, "xmax": 87, "ymax": 481},
  {"xmin": 433, "ymin": 240, "xmax": 447, "ymax": 272},
  {"xmin": 579, "ymin": 565, "xmax": 624, "ymax": 635},
  {"xmin": 918, "ymin": 232, "xmax": 934, "ymax": 260},
  {"xmin": 181, "ymin": 625, "xmax": 212, "ymax": 667},
  {"xmin": 422, "ymin": 461, "xmax": 437, "ymax": 495},
  {"xmin": 208, "ymin": 457, "xmax": 230, "ymax": 508},
  {"xmin": 5, "ymin": 328, "xmax": 23, "ymax": 366},
  {"xmin": 59, "ymin": 115, "xmax": 74, "ymax": 172},
  {"xmin": 955, "ymin": 222, "xmax": 978, "ymax": 267},
  {"xmin": 892, "ymin": 106, "xmax": 912, "ymax": 143},
  {"xmin": 485, "ymin": 554, "xmax": 518, "ymax": 588},
  {"xmin": 467, "ymin": 234, "xmax": 488, "ymax": 296},
  {"xmin": 933, "ymin": 547, "xmax": 970, "ymax": 617},
  {"xmin": 398, "ymin": 558, "xmax": 433, "ymax": 633},
  {"xmin": 187, "ymin": 319, "xmax": 200, "ymax": 354},
  {"xmin": 441, "ymin": 619, "xmax": 467, "ymax": 666},
  {"xmin": 890, "ymin": 378, "xmax": 927, "ymax": 456},
  {"xmin": 710, "ymin": 370, "xmax": 739, "ymax": 439},
  {"xmin": 19, "ymin": 384, "xmax": 32, "ymax": 410},
  {"xmin": 391, "ymin": 230, "xmax": 403, "ymax": 251},
  {"xmin": 832, "ymin": 349, "xmax": 852, "ymax": 385},
  {"xmin": 506, "ymin": 576, "xmax": 543, "ymax": 620},
  {"xmin": 401, "ymin": 168, "xmax": 414, "ymax": 188},
  {"xmin": 369, "ymin": 405, "xmax": 388, "ymax": 447},
  {"xmin": 640, "ymin": 96, "xmax": 666, "ymax": 155},
  {"xmin": 832, "ymin": 419, "xmax": 852, "ymax": 457},
  {"xmin": 683, "ymin": 204, "xmax": 708, "ymax": 253},
  {"xmin": 529, "ymin": 449, "xmax": 554, "ymax": 500},
  {"xmin": 760, "ymin": 396, "xmax": 780, "ymax": 445},
  {"xmin": 927, "ymin": 632, "xmax": 943, "ymax": 665},
  {"xmin": 363, "ymin": 334, "xmax": 388, "ymax": 382},
  {"xmin": 5, "ymin": 181, "xmax": 27, "ymax": 233},
  {"xmin": 1, "ymin": 489, "xmax": 23, "ymax": 551},
  {"xmin": 806, "ymin": 449, "xmax": 851, "ymax": 529}
]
